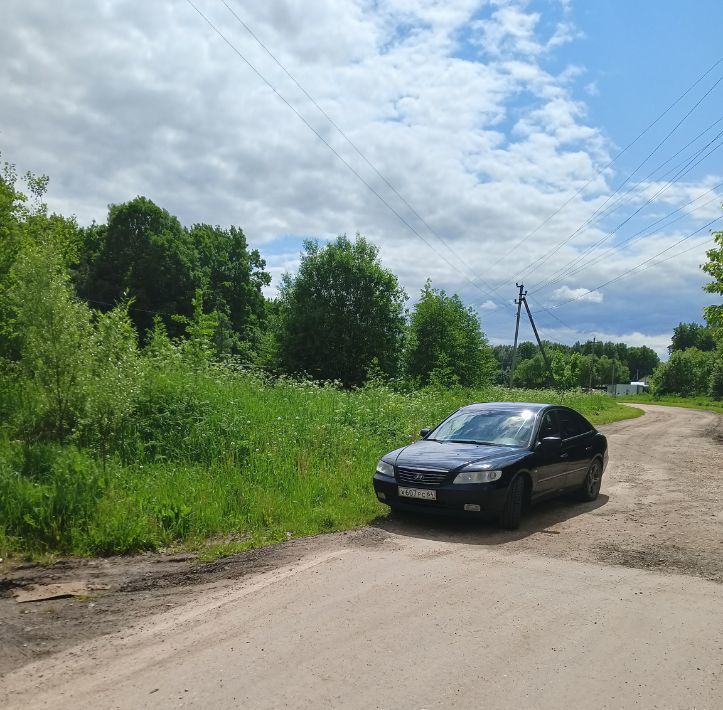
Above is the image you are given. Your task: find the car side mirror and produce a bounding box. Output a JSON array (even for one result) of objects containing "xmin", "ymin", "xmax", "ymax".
[
  {"xmin": 537, "ymin": 436, "xmax": 562, "ymax": 456},
  {"xmin": 420, "ymin": 428, "xmax": 431, "ymax": 439}
]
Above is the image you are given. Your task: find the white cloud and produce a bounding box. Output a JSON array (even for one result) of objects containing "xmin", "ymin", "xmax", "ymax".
[
  {"xmin": 478, "ymin": 299, "xmax": 498, "ymax": 310},
  {"xmin": 0, "ymin": 0, "xmax": 718, "ymax": 349},
  {"xmin": 551, "ymin": 286, "xmax": 603, "ymax": 303}
]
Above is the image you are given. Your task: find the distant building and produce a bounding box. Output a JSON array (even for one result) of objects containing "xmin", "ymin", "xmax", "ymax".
[{"xmin": 607, "ymin": 382, "xmax": 648, "ymax": 397}]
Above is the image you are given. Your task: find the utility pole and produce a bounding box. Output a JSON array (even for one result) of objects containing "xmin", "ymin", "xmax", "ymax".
[
  {"xmin": 521, "ymin": 297, "xmax": 554, "ymax": 386},
  {"xmin": 588, "ymin": 336, "xmax": 596, "ymax": 392},
  {"xmin": 509, "ymin": 283, "xmax": 525, "ymax": 384}
]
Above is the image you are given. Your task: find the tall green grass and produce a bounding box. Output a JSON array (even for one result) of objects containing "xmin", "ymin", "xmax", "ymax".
[{"xmin": 0, "ymin": 364, "xmax": 640, "ymax": 558}]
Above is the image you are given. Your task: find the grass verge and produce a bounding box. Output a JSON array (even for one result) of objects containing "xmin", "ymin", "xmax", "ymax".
[{"xmin": 0, "ymin": 367, "xmax": 645, "ymax": 560}]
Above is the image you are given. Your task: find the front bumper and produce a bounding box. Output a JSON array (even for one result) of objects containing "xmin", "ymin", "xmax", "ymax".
[{"xmin": 373, "ymin": 473, "xmax": 509, "ymax": 516}]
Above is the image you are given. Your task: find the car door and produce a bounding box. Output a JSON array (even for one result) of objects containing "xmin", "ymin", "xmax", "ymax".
[
  {"xmin": 557, "ymin": 408, "xmax": 594, "ymax": 488},
  {"xmin": 533, "ymin": 409, "xmax": 568, "ymax": 495}
]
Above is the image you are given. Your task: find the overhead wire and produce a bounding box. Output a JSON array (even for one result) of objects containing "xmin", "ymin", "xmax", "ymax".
[
  {"xmin": 527, "ymin": 136, "xmax": 723, "ymax": 295},
  {"xmin": 511, "ymin": 73, "xmax": 723, "ymax": 285},
  {"xmin": 186, "ymin": 1, "xmax": 721, "ymax": 340},
  {"xmin": 484, "ymin": 57, "xmax": 723, "ymax": 277},
  {"xmin": 185, "ymin": 0, "xmax": 515, "ymax": 313},
  {"xmin": 526, "ymin": 122, "xmax": 723, "ymax": 293},
  {"xmin": 529, "ymin": 187, "xmax": 723, "ymax": 294},
  {"xmin": 539, "ymin": 216, "xmax": 722, "ymax": 312}
]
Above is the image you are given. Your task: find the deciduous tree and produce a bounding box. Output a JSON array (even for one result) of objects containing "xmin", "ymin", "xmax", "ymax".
[
  {"xmin": 404, "ymin": 280, "xmax": 497, "ymax": 387},
  {"xmin": 278, "ymin": 235, "xmax": 406, "ymax": 386}
]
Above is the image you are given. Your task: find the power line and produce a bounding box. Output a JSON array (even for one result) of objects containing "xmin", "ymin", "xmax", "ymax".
[
  {"xmin": 186, "ymin": 2, "xmax": 720, "ymax": 343},
  {"xmin": 527, "ymin": 123, "xmax": 723, "ymax": 293},
  {"xmin": 529, "ymin": 187, "xmax": 723, "ymax": 294},
  {"xmin": 185, "ymin": 0, "xmax": 513, "ymax": 312},
  {"xmin": 540, "ymin": 216, "xmax": 722, "ymax": 311},
  {"xmin": 485, "ymin": 57, "xmax": 723, "ymax": 277},
  {"xmin": 528, "ymin": 153, "xmax": 723, "ymax": 297},
  {"xmin": 512, "ymin": 74, "xmax": 723, "ymax": 284}
]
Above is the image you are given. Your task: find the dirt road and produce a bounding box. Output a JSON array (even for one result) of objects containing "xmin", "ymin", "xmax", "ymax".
[{"xmin": 2, "ymin": 404, "xmax": 722, "ymax": 709}]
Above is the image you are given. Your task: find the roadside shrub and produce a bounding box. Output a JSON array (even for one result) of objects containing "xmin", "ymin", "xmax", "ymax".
[
  {"xmin": 709, "ymin": 355, "xmax": 723, "ymax": 400},
  {"xmin": 0, "ymin": 371, "xmax": 635, "ymax": 558},
  {"xmin": 128, "ymin": 364, "xmax": 250, "ymax": 466},
  {"xmin": 649, "ymin": 348, "xmax": 715, "ymax": 397},
  {"xmin": 0, "ymin": 442, "xmax": 106, "ymax": 552},
  {"xmin": 6, "ymin": 244, "xmax": 93, "ymax": 442}
]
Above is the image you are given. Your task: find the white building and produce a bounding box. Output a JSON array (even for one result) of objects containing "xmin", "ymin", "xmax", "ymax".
[{"xmin": 607, "ymin": 381, "xmax": 648, "ymax": 397}]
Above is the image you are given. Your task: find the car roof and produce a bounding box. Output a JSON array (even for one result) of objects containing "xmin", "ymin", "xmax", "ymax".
[{"xmin": 458, "ymin": 402, "xmax": 552, "ymax": 413}]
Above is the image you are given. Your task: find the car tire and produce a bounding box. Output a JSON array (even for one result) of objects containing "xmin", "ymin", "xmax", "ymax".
[
  {"xmin": 499, "ymin": 476, "xmax": 524, "ymax": 530},
  {"xmin": 577, "ymin": 458, "xmax": 603, "ymax": 502}
]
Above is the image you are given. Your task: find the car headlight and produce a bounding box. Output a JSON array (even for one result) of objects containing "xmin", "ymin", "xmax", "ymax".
[
  {"xmin": 376, "ymin": 460, "xmax": 395, "ymax": 477},
  {"xmin": 453, "ymin": 469, "xmax": 502, "ymax": 484}
]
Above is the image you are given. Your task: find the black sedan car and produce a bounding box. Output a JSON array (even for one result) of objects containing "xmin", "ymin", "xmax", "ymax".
[{"xmin": 373, "ymin": 402, "xmax": 608, "ymax": 529}]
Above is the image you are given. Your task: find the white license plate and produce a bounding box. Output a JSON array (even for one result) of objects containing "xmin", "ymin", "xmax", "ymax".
[{"xmin": 398, "ymin": 487, "xmax": 436, "ymax": 501}]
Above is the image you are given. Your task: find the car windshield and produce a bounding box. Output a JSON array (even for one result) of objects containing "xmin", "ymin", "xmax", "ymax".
[{"xmin": 429, "ymin": 409, "xmax": 536, "ymax": 447}]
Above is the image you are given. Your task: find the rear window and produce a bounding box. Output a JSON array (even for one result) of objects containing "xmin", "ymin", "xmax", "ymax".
[
  {"xmin": 574, "ymin": 412, "xmax": 593, "ymax": 433},
  {"xmin": 557, "ymin": 409, "xmax": 584, "ymax": 439}
]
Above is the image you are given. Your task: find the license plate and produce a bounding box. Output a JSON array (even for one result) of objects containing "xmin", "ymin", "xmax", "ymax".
[{"xmin": 398, "ymin": 487, "xmax": 436, "ymax": 501}]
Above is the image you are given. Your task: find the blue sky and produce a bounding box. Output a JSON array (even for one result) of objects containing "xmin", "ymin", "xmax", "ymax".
[{"xmin": 1, "ymin": 0, "xmax": 721, "ymax": 357}]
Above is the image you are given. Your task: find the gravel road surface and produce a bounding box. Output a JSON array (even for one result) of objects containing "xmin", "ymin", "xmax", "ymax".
[{"xmin": 1, "ymin": 404, "xmax": 722, "ymax": 709}]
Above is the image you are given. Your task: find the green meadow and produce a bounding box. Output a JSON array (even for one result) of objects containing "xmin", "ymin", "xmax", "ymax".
[{"xmin": 0, "ymin": 361, "xmax": 640, "ymax": 559}]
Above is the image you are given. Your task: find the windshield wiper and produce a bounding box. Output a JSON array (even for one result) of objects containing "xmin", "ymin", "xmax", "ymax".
[{"xmin": 446, "ymin": 439, "xmax": 497, "ymax": 445}]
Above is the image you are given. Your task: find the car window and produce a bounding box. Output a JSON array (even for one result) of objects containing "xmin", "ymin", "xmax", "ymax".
[
  {"xmin": 573, "ymin": 411, "xmax": 593, "ymax": 434},
  {"xmin": 432, "ymin": 409, "xmax": 536, "ymax": 447},
  {"xmin": 558, "ymin": 409, "xmax": 583, "ymax": 439},
  {"xmin": 538, "ymin": 411, "xmax": 559, "ymax": 440}
]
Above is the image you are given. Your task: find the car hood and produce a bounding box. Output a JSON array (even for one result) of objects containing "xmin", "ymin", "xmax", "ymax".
[{"xmin": 389, "ymin": 440, "xmax": 528, "ymax": 473}]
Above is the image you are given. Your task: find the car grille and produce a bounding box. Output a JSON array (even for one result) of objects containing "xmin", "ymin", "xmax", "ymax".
[{"xmin": 396, "ymin": 467, "xmax": 449, "ymax": 486}]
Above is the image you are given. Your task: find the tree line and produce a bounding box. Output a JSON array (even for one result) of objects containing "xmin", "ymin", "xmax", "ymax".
[
  {"xmin": 2, "ymin": 160, "xmax": 722, "ymax": 430},
  {"xmin": 493, "ymin": 339, "xmax": 661, "ymax": 390}
]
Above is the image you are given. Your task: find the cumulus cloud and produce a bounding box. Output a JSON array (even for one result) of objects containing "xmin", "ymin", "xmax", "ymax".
[
  {"xmin": 478, "ymin": 300, "xmax": 498, "ymax": 311},
  {"xmin": 0, "ymin": 0, "xmax": 718, "ymax": 347},
  {"xmin": 551, "ymin": 286, "xmax": 603, "ymax": 303}
]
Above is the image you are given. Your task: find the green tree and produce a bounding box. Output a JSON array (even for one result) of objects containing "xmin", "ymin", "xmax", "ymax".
[
  {"xmin": 551, "ymin": 351, "xmax": 579, "ymax": 390},
  {"xmin": 6, "ymin": 243, "xmax": 93, "ymax": 441},
  {"xmin": 596, "ymin": 355, "xmax": 630, "ymax": 386},
  {"xmin": 516, "ymin": 341, "xmax": 538, "ymax": 361},
  {"xmin": 701, "ymin": 228, "xmax": 723, "ymax": 398},
  {"xmin": 278, "ymin": 235, "xmax": 406, "ymax": 386},
  {"xmin": 511, "ymin": 354, "xmax": 547, "ymax": 388},
  {"xmin": 709, "ymin": 358, "xmax": 723, "ymax": 399},
  {"xmin": 1, "ymin": 161, "xmax": 82, "ymax": 358},
  {"xmin": 189, "ymin": 223, "xmax": 270, "ymax": 356},
  {"xmin": 82, "ymin": 197, "xmax": 197, "ymax": 338},
  {"xmin": 649, "ymin": 348, "xmax": 715, "ymax": 396},
  {"xmin": 173, "ymin": 291, "xmax": 222, "ymax": 368},
  {"xmin": 702, "ymin": 228, "xmax": 723, "ymax": 341},
  {"xmin": 82, "ymin": 301, "xmax": 141, "ymax": 461},
  {"xmin": 404, "ymin": 281, "xmax": 498, "ymax": 387},
  {"xmin": 669, "ymin": 322, "xmax": 716, "ymax": 353},
  {"xmin": 626, "ymin": 346, "xmax": 660, "ymax": 379}
]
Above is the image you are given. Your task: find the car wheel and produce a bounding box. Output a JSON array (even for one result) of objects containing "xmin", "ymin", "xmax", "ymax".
[
  {"xmin": 499, "ymin": 476, "xmax": 524, "ymax": 530},
  {"xmin": 577, "ymin": 459, "xmax": 603, "ymax": 502}
]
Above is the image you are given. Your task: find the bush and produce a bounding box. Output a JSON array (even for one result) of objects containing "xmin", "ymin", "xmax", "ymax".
[
  {"xmin": 0, "ymin": 442, "xmax": 106, "ymax": 552},
  {"xmin": 709, "ymin": 355, "xmax": 723, "ymax": 400},
  {"xmin": 649, "ymin": 348, "xmax": 715, "ymax": 397},
  {"xmin": 0, "ymin": 369, "xmax": 636, "ymax": 557}
]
